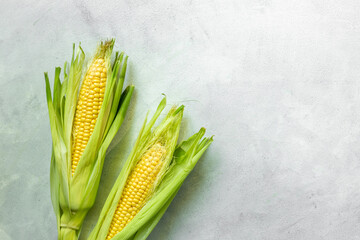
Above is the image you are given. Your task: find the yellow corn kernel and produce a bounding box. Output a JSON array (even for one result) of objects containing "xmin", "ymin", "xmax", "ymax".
[
  {"xmin": 71, "ymin": 58, "xmax": 107, "ymax": 175},
  {"xmin": 106, "ymin": 143, "xmax": 166, "ymax": 240}
]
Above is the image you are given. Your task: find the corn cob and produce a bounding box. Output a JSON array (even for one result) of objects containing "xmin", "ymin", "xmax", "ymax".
[
  {"xmin": 72, "ymin": 56, "xmax": 107, "ymax": 175},
  {"xmin": 107, "ymin": 143, "xmax": 166, "ymax": 239},
  {"xmin": 88, "ymin": 97, "xmax": 213, "ymax": 240},
  {"xmin": 45, "ymin": 40, "xmax": 134, "ymax": 240}
]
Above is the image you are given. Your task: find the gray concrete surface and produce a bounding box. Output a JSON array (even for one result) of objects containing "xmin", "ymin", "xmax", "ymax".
[{"xmin": 1, "ymin": 0, "xmax": 360, "ymax": 239}]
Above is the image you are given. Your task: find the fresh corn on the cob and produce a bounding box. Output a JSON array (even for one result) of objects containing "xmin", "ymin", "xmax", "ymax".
[
  {"xmin": 89, "ymin": 97, "xmax": 213, "ymax": 240},
  {"xmin": 45, "ymin": 40, "xmax": 134, "ymax": 240},
  {"xmin": 72, "ymin": 56, "xmax": 108, "ymax": 175},
  {"xmin": 107, "ymin": 142, "xmax": 166, "ymax": 239}
]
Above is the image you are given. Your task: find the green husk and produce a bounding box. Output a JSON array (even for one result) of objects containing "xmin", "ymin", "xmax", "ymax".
[
  {"xmin": 45, "ymin": 40, "xmax": 134, "ymax": 240},
  {"xmin": 88, "ymin": 97, "xmax": 213, "ymax": 240}
]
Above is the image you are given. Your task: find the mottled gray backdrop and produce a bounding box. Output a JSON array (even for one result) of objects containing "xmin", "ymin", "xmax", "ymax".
[{"xmin": 1, "ymin": 0, "xmax": 360, "ymax": 239}]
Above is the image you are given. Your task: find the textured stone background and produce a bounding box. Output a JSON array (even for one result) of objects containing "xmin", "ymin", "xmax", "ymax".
[{"xmin": 1, "ymin": 0, "xmax": 360, "ymax": 239}]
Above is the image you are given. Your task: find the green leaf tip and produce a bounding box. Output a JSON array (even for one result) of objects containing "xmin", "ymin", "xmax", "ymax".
[{"xmin": 174, "ymin": 105, "xmax": 185, "ymax": 115}]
